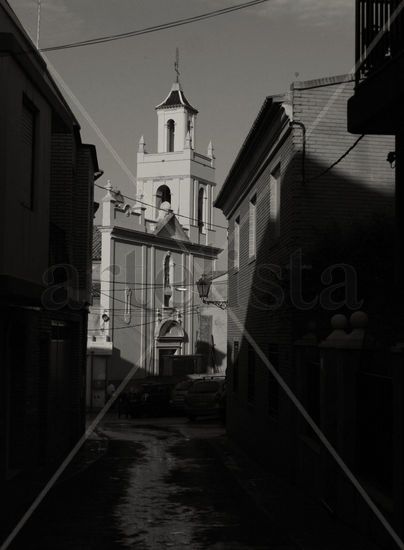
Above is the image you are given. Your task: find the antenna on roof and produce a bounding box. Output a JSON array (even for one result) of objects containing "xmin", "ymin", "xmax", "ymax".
[
  {"xmin": 36, "ymin": 0, "xmax": 42, "ymax": 49},
  {"xmin": 174, "ymin": 47, "xmax": 180, "ymax": 84}
]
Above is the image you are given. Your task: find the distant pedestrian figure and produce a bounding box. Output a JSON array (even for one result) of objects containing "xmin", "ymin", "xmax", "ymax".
[{"xmin": 106, "ymin": 382, "xmax": 116, "ymax": 402}]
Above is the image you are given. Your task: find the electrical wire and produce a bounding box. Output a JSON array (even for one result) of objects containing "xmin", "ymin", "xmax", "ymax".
[
  {"xmin": 91, "ymin": 279, "xmax": 228, "ymax": 287},
  {"xmin": 87, "ymin": 311, "xmax": 201, "ymax": 331},
  {"xmin": 39, "ymin": 1, "xmax": 271, "ymax": 53},
  {"xmin": 96, "ymin": 291, "xmax": 207, "ymax": 320},
  {"xmin": 87, "ymin": 304, "xmax": 202, "ymax": 331},
  {"xmin": 98, "ymin": 289, "xmax": 203, "ymax": 311},
  {"xmin": 305, "ymin": 134, "xmax": 366, "ymax": 183},
  {"xmin": 89, "ymin": 305, "xmax": 201, "ymax": 313},
  {"xmin": 95, "ymin": 183, "xmax": 228, "ymax": 231}
]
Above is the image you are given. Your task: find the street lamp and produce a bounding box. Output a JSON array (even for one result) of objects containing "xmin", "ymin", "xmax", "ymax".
[
  {"xmin": 196, "ymin": 276, "xmax": 227, "ymax": 310},
  {"xmin": 175, "ymin": 277, "xmax": 228, "ymax": 309},
  {"xmin": 196, "ymin": 276, "xmax": 211, "ymax": 300}
]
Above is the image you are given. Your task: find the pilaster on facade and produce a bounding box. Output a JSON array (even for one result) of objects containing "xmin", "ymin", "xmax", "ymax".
[
  {"xmin": 92, "ymin": 77, "xmax": 222, "ymax": 382},
  {"xmin": 99, "ymin": 228, "xmax": 114, "ymax": 340}
]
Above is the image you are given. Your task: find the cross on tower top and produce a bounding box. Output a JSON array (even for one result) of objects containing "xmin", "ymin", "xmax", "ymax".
[{"xmin": 174, "ymin": 47, "xmax": 180, "ymax": 83}]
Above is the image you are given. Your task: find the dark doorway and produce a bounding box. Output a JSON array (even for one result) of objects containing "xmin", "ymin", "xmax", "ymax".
[{"xmin": 158, "ymin": 348, "xmax": 176, "ymax": 375}]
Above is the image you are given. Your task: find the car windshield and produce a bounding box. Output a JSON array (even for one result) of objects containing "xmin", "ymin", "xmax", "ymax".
[{"xmin": 191, "ymin": 381, "xmax": 220, "ymax": 393}]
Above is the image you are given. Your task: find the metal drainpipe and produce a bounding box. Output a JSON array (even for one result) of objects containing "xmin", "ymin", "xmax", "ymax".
[{"xmin": 290, "ymin": 121, "xmax": 306, "ymax": 185}]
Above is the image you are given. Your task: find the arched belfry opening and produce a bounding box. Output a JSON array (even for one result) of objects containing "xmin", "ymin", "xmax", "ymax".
[
  {"xmin": 155, "ymin": 80, "xmax": 198, "ymax": 154},
  {"xmin": 167, "ymin": 119, "xmax": 175, "ymax": 152},
  {"xmin": 156, "ymin": 185, "xmax": 171, "ymax": 211}
]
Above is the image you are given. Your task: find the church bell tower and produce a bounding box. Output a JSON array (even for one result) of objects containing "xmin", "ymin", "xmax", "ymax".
[{"xmin": 136, "ymin": 57, "xmax": 216, "ymax": 246}]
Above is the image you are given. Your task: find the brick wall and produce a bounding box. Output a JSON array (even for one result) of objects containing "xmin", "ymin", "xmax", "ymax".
[
  {"xmin": 0, "ymin": 3, "xmax": 97, "ymax": 487},
  {"xmin": 224, "ymin": 75, "xmax": 395, "ymax": 474},
  {"xmin": 292, "ymin": 76, "xmax": 394, "ymax": 242},
  {"xmin": 75, "ymin": 146, "xmax": 95, "ymax": 299},
  {"xmin": 0, "ymin": 128, "xmax": 94, "ymax": 480},
  {"xmin": 50, "ymin": 132, "xmax": 74, "ymax": 267}
]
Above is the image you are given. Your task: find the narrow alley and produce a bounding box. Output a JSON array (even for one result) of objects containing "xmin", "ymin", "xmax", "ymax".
[
  {"xmin": 6, "ymin": 415, "xmax": 377, "ymax": 550},
  {"xmin": 9, "ymin": 417, "xmax": 296, "ymax": 550}
]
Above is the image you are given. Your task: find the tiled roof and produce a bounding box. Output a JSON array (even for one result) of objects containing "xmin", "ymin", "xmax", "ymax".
[
  {"xmin": 156, "ymin": 82, "xmax": 198, "ymax": 114},
  {"xmin": 92, "ymin": 226, "xmax": 102, "ymax": 261}
]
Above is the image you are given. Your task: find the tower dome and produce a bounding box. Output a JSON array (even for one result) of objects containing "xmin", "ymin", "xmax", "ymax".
[{"xmin": 155, "ymin": 81, "xmax": 198, "ymax": 115}]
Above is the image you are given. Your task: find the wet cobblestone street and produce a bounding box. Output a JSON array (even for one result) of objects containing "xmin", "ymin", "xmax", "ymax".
[{"xmin": 8, "ymin": 416, "xmax": 297, "ymax": 549}]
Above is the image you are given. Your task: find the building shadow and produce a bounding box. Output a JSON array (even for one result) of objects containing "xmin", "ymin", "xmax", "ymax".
[{"xmin": 227, "ymin": 149, "xmax": 396, "ymax": 541}]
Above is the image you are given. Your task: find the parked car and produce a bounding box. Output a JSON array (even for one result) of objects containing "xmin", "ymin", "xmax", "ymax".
[
  {"xmin": 170, "ymin": 374, "xmax": 226, "ymax": 414},
  {"xmin": 185, "ymin": 378, "xmax": 226, "ymax": 421},
  {"xmin": 169, "ymin": 379, "xmax": 195, "ymax": 412},
  {"xmin": 140, "ymin": 381, "xmax": 174, "ymax": 416}
]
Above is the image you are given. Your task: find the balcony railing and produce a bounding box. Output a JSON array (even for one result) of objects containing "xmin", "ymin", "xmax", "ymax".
[{"xmin": 355, "ymin": 0, "xmax": 404, "ymax": 84}]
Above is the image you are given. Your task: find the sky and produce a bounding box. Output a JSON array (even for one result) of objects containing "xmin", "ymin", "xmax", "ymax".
[{"xmin": 9, "ymin": 0, "xmax": 355, "ymax": 248}]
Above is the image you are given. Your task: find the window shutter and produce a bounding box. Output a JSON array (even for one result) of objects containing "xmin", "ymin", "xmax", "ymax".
[
  {"xmin": 234, "ymin": 217, "xmax": 240, "ymax": 269},
  {"xmin": 270, "ymin": 165, "xmax": 281, "ymax": 238},
  {"xmin": 21, "ymin": 102, "xmax": 35, "ymax": 208},
  {"xmin": 249, "ymin": 195, "xmax": 256, "ymax": 257}
]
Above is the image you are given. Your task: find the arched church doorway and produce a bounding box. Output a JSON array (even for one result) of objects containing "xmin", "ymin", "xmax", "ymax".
[{"xmin": 155, "ymin": 319, "xmax": 186, "ymax": 375}]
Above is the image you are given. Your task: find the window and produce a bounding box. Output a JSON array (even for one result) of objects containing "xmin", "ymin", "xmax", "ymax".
[
  {"xmin": 124, "ymin": 287, "xmax": 132, "ymax": 324},
  {"xmin": 270, "ymin": 165, "xmax": 281, "ymax": 238},
  {"xmin": 233, "ymin": 340, "xmax": 239, "ymax": 393},
  {"xmin": 233, "ymin": 217, "xmax": 240, "ymax": 270},
  {"xmin": 198, "ymin": 187, "xmax": 205, "ymax": 231},
  {"xmin": 267, "ymin": 344, "xmax": 279, "ymax": 417},
  {"xmin": 249, "ymin": 195, "xmax": 257, "ymax": 258},
  {"xmin": 156, "ymin": 185, "xmax": 171, "ymax": 211},
  {"xmin": 167, "ymin": 119, "xmax": 175, "ymax": 152},
  {"xmin": 197, "ymin": 187, "xmax": 205, "ymax": 231},
  {"xmin": 21, "ymin": 97, "xmax": 37, "ymax": 209},
  {"xmin": 247, "ymin": 344, "xmax": 256, "ymax": 404},
  {"xmin": 50, "ymin": 320, "xmax": 70, "ymax": 341},
  {"xmin": 163, "ymin": 254, "xmax": 172, "ymax": 307},
  {"xmin": 91, "ymin": 282, "xmax": 100, "ymax": 305}
]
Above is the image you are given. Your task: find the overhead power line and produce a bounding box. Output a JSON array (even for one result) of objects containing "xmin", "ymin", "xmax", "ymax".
[
  {"xmin": 92, "ymin": 279, "xmax": 227, "ymax": 287},
  {"xmin": 87, "ymin": 301, "xmax": 203, "ymax": 331},
  {"xmin": 94, "ymin": 183, "xmax": 228, "ymax": 231},
  {"xmin": 40, "ymin": 0, "xmax": 271, "ymax": 53},
  {"xmin": 97, "ymin": 289, "xmax": 207, "ymax": 313},
  {"xmin": 90, "ymin": 305, "xmax": 201, "ymax": 312},
  {"xmin": 87, "ymin": 312, "xmax": 201, "ymax": 332},
  {"xmin": 306, "ymin": 134, "xmax": 365, "ymax": 183}
]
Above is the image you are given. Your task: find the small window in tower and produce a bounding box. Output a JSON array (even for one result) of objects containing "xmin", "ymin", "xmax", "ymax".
[
  {"xmin": 156, "ymin": 185, "xmax": 171, "ymax": 213},
  {"xmin": 187, "ymin": 118, "xmax": 191, "ymax": 134},
  {"xmin": 167, "ymin": 119, "xmax": 175, "ymax": 152},
  {"xmin": 197, "ymin": 187, "xmax": 205, "ymax": 231}
]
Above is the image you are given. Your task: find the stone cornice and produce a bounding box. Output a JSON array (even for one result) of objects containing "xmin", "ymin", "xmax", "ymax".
[
  {"xmin": 137, "ymin": 175, "xmax": 216, "ymax": 187},
  {"xmin": 106, "ymin": 225, "xmax": 222, "ymax": 258}
]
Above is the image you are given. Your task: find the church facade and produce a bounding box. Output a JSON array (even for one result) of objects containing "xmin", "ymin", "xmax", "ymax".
[{"xmin": 87, "ymin": 79, "xmax": 224, "ymax": 398}]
